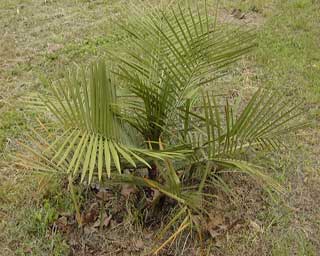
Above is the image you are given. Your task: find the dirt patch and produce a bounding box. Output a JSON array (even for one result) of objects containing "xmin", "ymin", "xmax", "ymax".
[{"xmin": 218, "ymin": 8, "xmax": 265, "ymax": 27}]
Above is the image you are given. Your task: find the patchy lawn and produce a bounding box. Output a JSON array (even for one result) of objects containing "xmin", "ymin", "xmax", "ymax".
[{"xmin": 0, "ymin": 0, "xmax": 319, "ymax": 255}]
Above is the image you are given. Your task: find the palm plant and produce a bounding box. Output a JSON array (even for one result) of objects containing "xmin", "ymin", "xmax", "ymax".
[{"xmin": 20, "ymin": 1, "xmax": 305, "ymax": 253}]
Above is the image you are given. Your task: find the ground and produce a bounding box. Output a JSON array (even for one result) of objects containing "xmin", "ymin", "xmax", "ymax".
[{"xmin": 0, "ymin": 0, "xmax": 319, "ymax": 255}]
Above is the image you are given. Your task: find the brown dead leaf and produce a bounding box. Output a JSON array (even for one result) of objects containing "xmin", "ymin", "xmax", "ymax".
[
  {"xmin": 92, "ymin": 219, "xmax": 101, "ymax": 228},
  {"xmin": 55, "ymin": 216, "xmax": 71, "ymax": 233},
  {"xmin": 82, "ymin": 203, "xmax": 99, "ymax": 224},
  {"xmin": 24, "ymin": 247, "xmax": 32, "ymax": 254},
  {"xmin": 121, "ymin": 184, "xmax": 137, "ymax": 198},
  {"xmin": 57, "ymin": 216, "xmax": 68, "ymax": 226},
  {"xmin": 206, "ymin": 213, "xmax": 226, "ymax": 239},
  {"xmin": 249, "ymin": 220, "xmax": 263, "ymax": 233},
  {"xmin": 227, "ymin": 218, "xmax": 246, "ymax": 233},
  {"xmin": 231, "ymin": 8, "xmax": 246, "ymax": 19},
  {"xmin": 92, "ymin": 214, "xmax": 112, "ymax": 229},
  {"xmin": 145, "ymin": 233, "xmax": 153, "ymax": 239},
  {"xmin": 208, "ymin": 213, "xmax": 224, "ymax": 227},
  {"xmin": 151, "ymin": 189, "xmax": 161, "ymax": 202},
  {"xmin": 110, "ymin": 219, "xmax": 117, "ymax": 228},
  {"xmin": 134, "ymin": 239, "xmax": 144, "ymax": 250},
  {"xmin": 84, "ymin": 226, "xmax": 97, "ymax": 235},
  {"xmin": 96, "ymin": 190, "xmax": 112, "ymax": 201},
  {"xmin": 103, "ymin": 215, "xmax": 112, "ymax": 228},
  {"xmin": 208, "ymin": 228, "xmax": 221, "ymax": 239}
]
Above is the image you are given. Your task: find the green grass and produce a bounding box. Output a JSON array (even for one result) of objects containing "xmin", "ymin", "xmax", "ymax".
[
  {"xmin": 256, "ymin": 0, "xmax": 320, "ymax": 102},
  {"xmin": 0, "ymin": 173, "xmax": 74, "ymax": 255},
  {"xmin": 0, "ymin": 0, "xmax": 319, "ymax": 255},
  {"xmin": 0, "ymin": 111, "xmax": 25, "ymax": 152}
]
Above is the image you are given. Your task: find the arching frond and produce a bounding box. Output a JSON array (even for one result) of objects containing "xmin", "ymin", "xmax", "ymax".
[
  {"xmin": 32, "ymin": 61, "xmax": 190, "ymax": 183},
  {"xmin": 115, "ymin": 2, "xmax": 255, "ymax": 141},
  {"xmin": 184, "ymin": 88, "xmax": 305, "ymax": 159}
]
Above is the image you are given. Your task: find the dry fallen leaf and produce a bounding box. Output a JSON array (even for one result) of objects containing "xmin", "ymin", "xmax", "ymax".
[
  {"xmin": 55, "ymin": 216, "xmax": 72, "ymax": 233},
  {"xmin": 208, "ymin": 229, "xmax": 220, "ymax": 239},
  {"xmin": 24, "ymin": 247, "xmax": 32, "ymax": 254},
  {"xmin": 208, "ymin": 213, "xmax": 224, "ymax": 227},
  {"xmin": 92, "ymin": 219, "xmax": 101, "ymax": 228},
  {"xmin": 231, "ymin": 8, "xmax": 246, "ymax": 19},
  {"xmin": 249, "ymin": 220, "xmax": 263, "ymax": 233},
  {"xmin": 121, "ymin": 184, "xmax": 137, "ymax": 198},
  {"xmin": 82, "ymin": 203, "xmax": 99, "ymax": 224},
  {"xmin": 135, "ymin": 239, "xmax": 144, "ymax": 250},
  {"xmin": 144, "ymin": 233, "xmax": 153, "ymax": 239},
  {"xmin": 92, "ymin": 214, "xmax": 112, "ymax": 229},
  {"xmin": 103, "ymin": 215, "xmax": 112, "ymax": 228},
  {"xmin": 57, "ymin": 216, "xmax": 68, "ymax": 226},
  {"xmin": 84, "ymin": 226, "xmax": 97, "ymax": 235},
  {"xmin": 206, "ymin": 212, "xmax": 226, "ymax": 239},
  {"xmin": 96, "ymin": 190, "xmax": 112, "ymax": 201},
  {"xmin": 151, "ymin": 189, "xmax": 161, "ymax": 202}
]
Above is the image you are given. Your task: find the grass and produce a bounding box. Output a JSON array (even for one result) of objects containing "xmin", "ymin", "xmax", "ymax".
[{"xmin": 0, "ymin": 0, "xmax": 319, "ymax": 255}]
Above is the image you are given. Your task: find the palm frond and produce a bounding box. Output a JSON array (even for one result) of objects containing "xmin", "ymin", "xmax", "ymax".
[
  {"xmin": 211, "ymin": 158, "xmax": 284, "ymax": 193},
  {"xmin": 114, "ymin": 2, "xmax": 255, "ymax": 141},
  {"xmin": 25, "ymin": 61, "xmax": 191, "ymax": 183},
  {"xmin": 185, "ymin": 88, "xmax": 305, "ymax": 159}
]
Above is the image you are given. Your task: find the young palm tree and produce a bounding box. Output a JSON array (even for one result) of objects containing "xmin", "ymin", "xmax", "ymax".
[{"xmin": 19, "ymin": 1, "xmax": 305, "ymax": 253}]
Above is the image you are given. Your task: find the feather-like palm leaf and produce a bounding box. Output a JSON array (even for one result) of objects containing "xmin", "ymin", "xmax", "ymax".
[
  {"xmin": 195, "ymin": 88, "xmax": 305, "ymax": 158},
  {"xmin": 115, "ymin": 2, "xmax": 255, "ymax": 141},
  {"xmin": 180, "ymin": 88, "xmax": 305, "ymax": 191}
]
